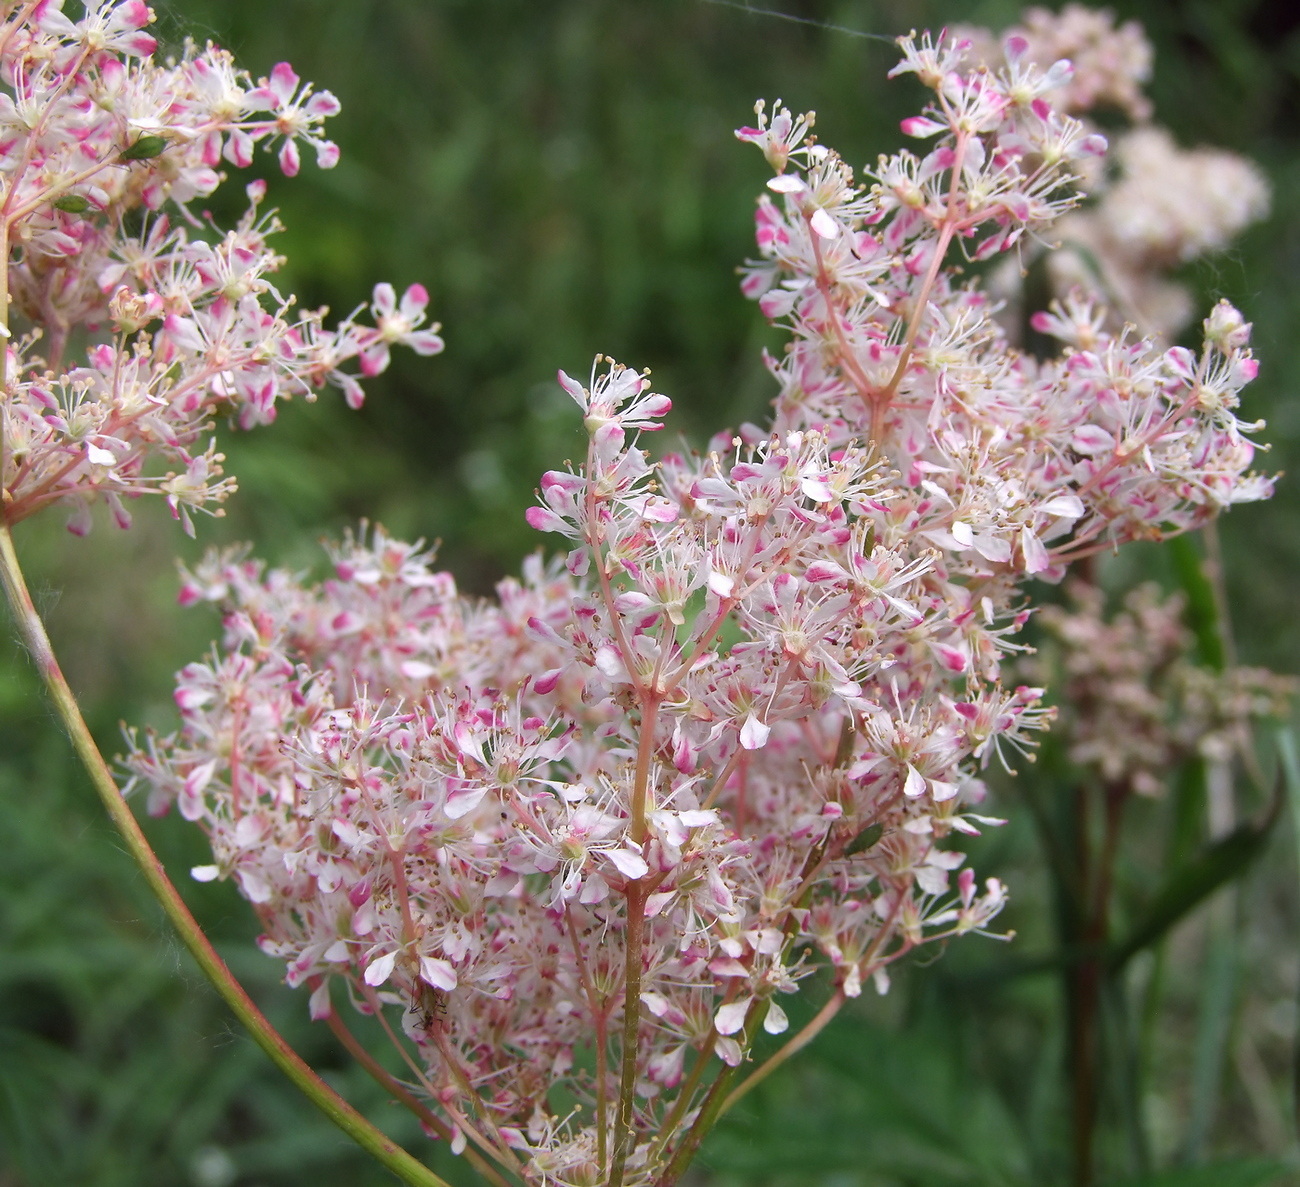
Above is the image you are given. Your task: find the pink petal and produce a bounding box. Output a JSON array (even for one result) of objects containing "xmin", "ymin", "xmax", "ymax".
[
  {"xmin": 900, "ymin": 116, "xmax": 948, "ymax": 138},
  {"xmin": 306, "ymin": 91, "xmax": 342, "ymax": 118},
  {"xmin": 407, "ymin": 330, "xmax": 444, "ymax": 355},
  {"xmin": 371, "ymin": 282, "xmax": 397, "ymax": 317},
  {"xmin": 278, "ymin": 138, "xmax": 300, "ymax": 177},
  {"xmin": 269, "ymin": 62, "xmax": 299, "ymax": 104},
  {"xmin": 399, "ymin": 283, "xmax": 429, "ymax": 318}
]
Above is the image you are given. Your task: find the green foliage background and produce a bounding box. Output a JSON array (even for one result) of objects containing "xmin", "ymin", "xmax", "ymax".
[{"xmin": 2, "ymin": 2, "xmax": 1299, "ymax": 1185}]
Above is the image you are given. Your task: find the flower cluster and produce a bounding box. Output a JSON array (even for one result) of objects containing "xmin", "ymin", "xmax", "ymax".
[
  {"xmin": 122, "ymin": 20, "xmax": 1276, "ymax": 1187},
  {"xmin": 1049, "ymin": 126, "xmax": 1270, "ymax": 337},
  {"xmin": 0, "ymin": 3, "xmax": 442, "ymax": 534},
  {"xmin": 962, "ymin": 6, "xmax": 1269, "ymax": 338},
  {"xmin": 1035, "ymin": 582, "xmax": 1294, "ymax": 795},
  {"xmin": 960, "ymin": 3, "xmax": 1154, "ymax": 121}
]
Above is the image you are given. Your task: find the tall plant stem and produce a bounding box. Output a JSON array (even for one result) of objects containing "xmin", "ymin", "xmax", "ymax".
[
  {"xmin": 1069, "ymin": 780, "xmax": 1127, "ymax": 1187},
  {"xmin": 608, "ymin": 879, "xmax": 648, "ymax": 1187},
  {"xmin": 0, "ymin": 522, "xmax": 456, "ymax": 1187}
]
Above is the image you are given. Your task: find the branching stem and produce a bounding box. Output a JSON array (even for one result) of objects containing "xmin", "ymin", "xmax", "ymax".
[{"xmin": 0, "ymin": 522, "xmax": 455, "ymax": 1187}]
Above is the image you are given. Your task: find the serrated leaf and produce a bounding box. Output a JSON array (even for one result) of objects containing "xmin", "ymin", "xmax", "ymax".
[{"xmin": 118, "ymin": 134, "xmax": 168, "ymax": 162}]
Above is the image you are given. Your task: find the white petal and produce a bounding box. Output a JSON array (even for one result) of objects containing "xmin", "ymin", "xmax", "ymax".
[
  {"xmin": 645, "ymin": 890, "xmax": 676, "ymax": 917},
  {"xmin": 809, "ymin": 208, "xmax": 840, "ymax": 239},
  {"xmin": 363, "ymin": 950, "xmax": 397, "ymax": 987},
  {"xmin": 309, "ymin": 980, "xmax": 332, "ymax": 1020},
  {"xmin": 763, "ymin": 1000, "xmax": 790, "ymax": 1035},
  {"xmin": 236, "ymin": 870, "xmax": 272, "ymax": 903},
  {"xmin": 419, "ymin": 955, "xmax": 458, "ymax": 991},
  {"xmin": 708, "ymin": 569, "xmax": 735, "ymax": 597},
  {"xmin": 443, "ymin": 785, "xmax": 489, "ymax": 820},
  {"xmin": 715, "ymin": 998, "xmax": 752, "ymax": 1036},
  {"xmin": 929, "ymin": 778, "xmax": 960, "ymax": 802},
  {"xmin": 604, "ymin": 847, "xmax": 650, "ymax": 880},
  {"xmin": 1040, "ymin": 494, "xmax": 1085, "ymax": 518},
  {"xmin": 973, "ymin": 532, "xmax": 1012, "ymax": 563},
  {"xmin": 640, "ymin": 991, "xmax": 670, "ymax": 1017},
  {"xmin": 740, "ymin": 713, "xmax": 771, "ymax": 751},
  {"xmin": 1021, "ymin": 526, "xmax": 1049, "ymax": 574},
  {"xmin": 677, "ymin": 809, "xmax": 720, "ymax": 828},
  {"xmin": 716, "ymin": 1036, "xmax": 744, "ymax": 1066}
]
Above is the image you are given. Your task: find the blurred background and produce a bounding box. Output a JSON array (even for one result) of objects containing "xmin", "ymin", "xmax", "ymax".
[{"xmin": 2, "ymin": 1, "xmax": 1299, "ymax": 1184}]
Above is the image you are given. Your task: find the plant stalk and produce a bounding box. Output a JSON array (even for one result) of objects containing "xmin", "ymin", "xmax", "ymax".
[{"xmin": 0, "ymin": 520, "xmax": 456, "ymax": 1187}]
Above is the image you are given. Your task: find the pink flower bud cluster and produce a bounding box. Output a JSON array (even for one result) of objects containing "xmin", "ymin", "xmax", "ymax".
[
  {"xmin": 960, "ymin": 3, "xmax": 1154, "ymax": 121},
  {"xmin": 0, "ymin": 4, "xmax": 442, "ymax": 534},
  {"xmin": 124, "ymin": 27, "xmax": 1275, "ymax": 1187},
  {"xmin": 741, "ymin": 45, "xmax": 1270, "ymax": 567},
  {"xmin": 1050, "ymin": 126, "xmax": 1270, "ymax": 337},
  {"xmin": 961, "ymin": 9, "xmax": 1269, "ymax": 339},
  {"xmin": 1035, "ymin": 582, "xmax": 1294, "ymax": 796}
]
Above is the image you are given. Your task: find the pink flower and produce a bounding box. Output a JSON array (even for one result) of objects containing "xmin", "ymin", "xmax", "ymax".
[
  {"xmin": 246, "ymin": 62, "xmax": 341, "ymax": 176},
  {"xmin": 361, "ymin": 283, "xmax": 445, "ymax": 375}
]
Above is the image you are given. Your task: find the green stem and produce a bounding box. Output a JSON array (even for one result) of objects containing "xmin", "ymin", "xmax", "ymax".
[
  {"xmin": 655, "ymin": 1024, "xmax": 748, "ymax": 1187},
  {"xmin": 0, "ymin": 521, "xmax": 456, "ymax": 1187},
  {"xmin": 718, "ymin": 989, "xmax": 846, "ymax": 1116}
]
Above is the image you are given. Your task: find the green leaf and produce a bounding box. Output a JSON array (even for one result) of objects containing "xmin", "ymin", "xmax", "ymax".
[
  {"xmin": 1279, "ymin": 728, "xmax": 1300, "ymax": 870},
  {"xmin": 118, "ymin": 134, "xmax": 168, "ymax": 162},
  {"xmin": 1109, "ymin": 811, "xmax": 1276, "ymax": 970},
  {"xmin": 1109, "ymin": 1158, "xmax": 1289, "ymax": 1187},
  {"xmin": 52, "ymin": 194, "xmax": 90, "ymax": 213},
  {"xmin": 1181, "ymin": 905, "xmax": 1238, "ymax": 1162},
  {"xmin": 1168, "ymin": 533, "xmax": 1226, "ymax": 671},
  {"xmin": 1280, "ymin": 728, "xmax": 1300, "ymax": 1145}
]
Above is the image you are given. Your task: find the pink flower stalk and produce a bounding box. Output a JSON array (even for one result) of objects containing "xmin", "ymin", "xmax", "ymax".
[
  {"xmin": 0, "ymin": 7, "xmax": 440, "ymax": 535},
  {"xmin": 121, "ymin": 25, "xmax": 1276, "ymax": 1187}
]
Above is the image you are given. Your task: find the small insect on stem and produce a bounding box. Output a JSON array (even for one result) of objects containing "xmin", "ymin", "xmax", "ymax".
[{"xmin": 409, "ymin": 984, "xmax": 448, "ymax": 1033}]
